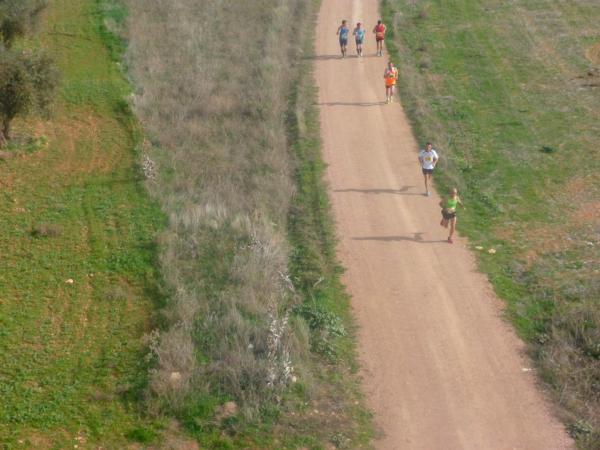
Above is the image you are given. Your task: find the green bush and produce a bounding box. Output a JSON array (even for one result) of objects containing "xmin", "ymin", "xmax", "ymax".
[{"xmin": 0, "ymin": 0, "xmax": 47, "ymax": 48}]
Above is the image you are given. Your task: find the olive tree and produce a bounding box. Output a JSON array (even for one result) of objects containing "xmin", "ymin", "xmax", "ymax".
[
  {"xmin": 0, "ymin": 48, "xmax": 58, "ymax": 145},
  {"xmin": 0, "ymin": 0, "xmax": 47, "ymax": 48}
]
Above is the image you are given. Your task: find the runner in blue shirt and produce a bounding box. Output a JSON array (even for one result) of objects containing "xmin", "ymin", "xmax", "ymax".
[
  {"xmin": 336, "ymin": 20, "xmax": 350, "ymax": 58},
  {"xmin": 353, "ymin": 22, "xmax": 366, "ymax": 57}
]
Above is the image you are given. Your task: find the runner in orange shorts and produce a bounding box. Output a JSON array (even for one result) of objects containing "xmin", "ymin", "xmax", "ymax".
[{"xmin": 383, "ymin": 61, "xmax": 398, "ymax": 103}]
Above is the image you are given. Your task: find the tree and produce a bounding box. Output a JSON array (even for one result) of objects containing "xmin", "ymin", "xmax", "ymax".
[
  {"xmin": 0, "ymin": 0, "xmax": 47, "ymax": 48},
  {"xmin": 0, "ymin": 48, "xmax": 58, "ymax": 145}
]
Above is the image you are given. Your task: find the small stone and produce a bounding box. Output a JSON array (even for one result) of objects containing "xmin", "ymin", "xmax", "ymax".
[
  {"xmin": 291, "ymin": 375, "xmax": 298, "ymax": 383},
  {"xmin": 65, "ymin": 279, "xmax": 74, "ymax": 284},
  {"xmin": 487, "ymin": 248, "xmax": 496, "ymax": 254},
  {"xmin": 170, "ymin": 371, "xmax": 182, "ymax": 382},
  {"xmin": 475, "ymin": 246, "xmax": 484, "ymax": 250}
]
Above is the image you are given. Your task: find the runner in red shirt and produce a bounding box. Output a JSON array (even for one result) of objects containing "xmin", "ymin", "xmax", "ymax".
[{"xmin": 373, "ymin": 20, "xmax": 386, "ymax": 56}]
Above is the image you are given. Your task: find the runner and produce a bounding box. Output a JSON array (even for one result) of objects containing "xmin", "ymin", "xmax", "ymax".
[
  {"xmin": 336, "ymin": 20, "xmax": 350, "ymax": 58},
  {"xmin": 373, "ymin": 19, "xmax": 386, "ymax": 56},
  {"xmin": 383, "ymin": 61, "xmax": 398, "ymax": 103},
  {"xmin": 439, "ymin": 188, "xmax": 465, "ymax": 244},
  {"xmin": 418, "ymin": 142, "xmax": 439, "ymax": 196},
  {"xmin": 353, "ymin": 22, "xmax": 366, "ymax": 57}
]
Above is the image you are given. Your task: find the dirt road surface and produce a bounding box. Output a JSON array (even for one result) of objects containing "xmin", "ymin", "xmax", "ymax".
[{"xmin": 314, "ymin": 1, "xmax": 573, "ymax": 448}]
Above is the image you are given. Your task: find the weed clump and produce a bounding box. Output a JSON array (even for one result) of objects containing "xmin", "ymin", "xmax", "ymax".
[{"xmin": 30, "ymin": 222, "xmax": 61, "ymax": 237}]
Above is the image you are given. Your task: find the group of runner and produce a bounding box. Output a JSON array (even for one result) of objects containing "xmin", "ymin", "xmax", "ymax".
[
  {"xmin": 336, "ymin": 19, "xmax": 386, "ymax": 58},
  {"xmin": 336, "ymin": 20, "xmax": 397, "ymax": 102},
  {"xmin": 336, "ymin": 18, "xmax": 465, "ymax": 244}
]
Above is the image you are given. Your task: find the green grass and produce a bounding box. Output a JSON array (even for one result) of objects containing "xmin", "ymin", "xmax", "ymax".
[
  {"xmin": 382, "ymin": 0, "xmax": 599, "ymax": 447},
  {"xmin": 0, "ymin": 0, "xmax": 167, "ymax": 447}
]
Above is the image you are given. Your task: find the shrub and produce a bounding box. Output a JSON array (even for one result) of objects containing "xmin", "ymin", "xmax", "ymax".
[{"xmin": 0, "ymin": 48, "xmax": 58, "ymax": 144}]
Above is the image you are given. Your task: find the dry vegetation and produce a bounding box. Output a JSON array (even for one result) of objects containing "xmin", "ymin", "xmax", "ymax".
[
  {"xmin": 126, "ymin": 0, "xmax": 309, "ymax": 413},
  {"xmin": 125, "ymin": 3, "xmax": 374, "ymax": 447}
]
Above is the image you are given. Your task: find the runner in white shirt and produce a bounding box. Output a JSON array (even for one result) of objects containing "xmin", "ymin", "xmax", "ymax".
[{"xmin": 418, "ymin": 142, "xmax": 439, "ymax": 196}]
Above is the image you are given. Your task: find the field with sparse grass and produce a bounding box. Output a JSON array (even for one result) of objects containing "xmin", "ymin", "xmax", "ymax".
[
  {"xmin": 382, "ymin": 0, "xmax": 599, "ymax": 447},
  {"xmin": 0, "ymin": 0, "xmax": 169, "ymax": 447}
]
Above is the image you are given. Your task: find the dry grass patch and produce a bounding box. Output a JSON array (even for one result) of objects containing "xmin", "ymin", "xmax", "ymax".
[
  {"xmin": 585, "ymin": 42, "xmax": 600, "ymax": 65},
  {"xmin": 124, "ymin": 0, "xmax": 373, "ymax": 446}
]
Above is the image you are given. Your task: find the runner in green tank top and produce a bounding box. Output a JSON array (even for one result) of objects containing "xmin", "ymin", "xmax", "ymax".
[{"xmin": 439, "ymin": 188, "xmax": 465, "ymax": 244}]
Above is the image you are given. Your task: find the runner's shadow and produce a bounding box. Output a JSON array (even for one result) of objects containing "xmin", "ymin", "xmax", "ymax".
[
  {"xmin": 304, "ymin": 54, "xmax": 380, "ymax": 61},
  {"xmin": 334, "ymin": 186, "xmax": 422, "ymax": 195},
  {"xmin": 318, "ymin": 101, "xmax": 384, "ymax": 107},
  {"xmin": 353, "ymin": 233, "xmax": 447, "ymax": 244},
  {"xmin": 305, "ymin": 54, "xmax": 344, "ymax": 60}
]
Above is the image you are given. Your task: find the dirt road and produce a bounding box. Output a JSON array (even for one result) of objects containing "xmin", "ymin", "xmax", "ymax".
[{"xmin": 315, "ymin": 1, "xmax": 573, "ymax": 448}]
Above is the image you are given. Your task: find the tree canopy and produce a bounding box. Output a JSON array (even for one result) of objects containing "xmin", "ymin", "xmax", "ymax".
[{"xmin": 0, "ymin": 0, "xmax": 47, "ymax": 48}]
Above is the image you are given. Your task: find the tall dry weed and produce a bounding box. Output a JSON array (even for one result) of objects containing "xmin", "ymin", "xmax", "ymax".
[{"xmin": 126, "ymin": 0, "xmax": 312, "ymax": 414}]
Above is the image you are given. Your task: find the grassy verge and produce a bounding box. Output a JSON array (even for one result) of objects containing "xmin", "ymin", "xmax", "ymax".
[
  {"xmin": 0, "ymin": 0, "xmax": 166, "ymax": 447},
  {"xmin": 381, "ymin": 0, "xmax": 599, "ymax": 447},
  {"xmin": 124, "ymin": 0, "xmax": 374, "ymax": 447}
]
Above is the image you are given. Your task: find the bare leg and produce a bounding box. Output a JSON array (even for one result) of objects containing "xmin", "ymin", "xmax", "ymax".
[
  {"xmin": 423, "ymin": 173, "xmax": 428, "ymax": 193},
  {"xmin": 448, "ymin": 217, "xmax": 456, "ymax": 242}
]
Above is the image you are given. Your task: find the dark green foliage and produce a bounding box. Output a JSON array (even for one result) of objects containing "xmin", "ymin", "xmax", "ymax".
[
  {"xmin": 295, "ymin": 302, "xmax": 347, "ymax": 360},
  {"xmin": 0, "ymin": 0, "xmax": 47, "ymax": 48},
  {"xmin": 125, "ymin": 426, "xmax": 158, "ymax": 443}
]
